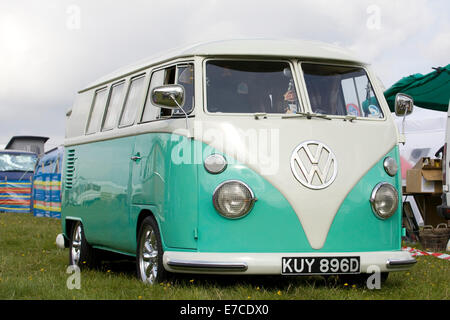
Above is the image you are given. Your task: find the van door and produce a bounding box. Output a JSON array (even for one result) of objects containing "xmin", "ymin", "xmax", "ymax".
[{"xmin": 131, "ymin": 64, "xmax": 198, "ymax": 250}]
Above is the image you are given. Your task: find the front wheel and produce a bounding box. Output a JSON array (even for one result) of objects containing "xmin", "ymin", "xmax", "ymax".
[{"xmin": 136, "ymin": 216, "xmax": 167, "ymax": 284}]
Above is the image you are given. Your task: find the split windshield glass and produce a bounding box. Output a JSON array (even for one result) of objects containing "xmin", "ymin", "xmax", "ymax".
[
  {"xmin": 0, "ymin": 153, "xmax": 37, "ymax": 172},
  {"xmin": 301, "ymin": 63, "xmax": 383, "ymax": 118},
  {"xmin": 206, "ymin": 60, "xmax": 301, "ymax": 114}
]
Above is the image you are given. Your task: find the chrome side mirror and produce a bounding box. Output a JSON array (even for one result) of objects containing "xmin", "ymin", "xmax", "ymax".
[
  {"xmin": 151, "ymin": 84, "xmax": 191, "ymax": 138},
  {"xmin": 395, "ymin": 93, "xmax": 414, "ymax": 145},
  {"xmin": 151, "ymin": 85, "xmax": 185, "ymax": 110},
  {"xmin": 395, "ymin": 93, "xmax": 414, "ymax": 117}
]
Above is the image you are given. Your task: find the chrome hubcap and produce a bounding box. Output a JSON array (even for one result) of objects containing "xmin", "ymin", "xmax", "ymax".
[
  {"xmin": 139, "ymin": 227, "xmax": 158, "ymax": 284},
  {"xmin": 71, "ymin": 224, "xmax": 82, "ymax": 265}
]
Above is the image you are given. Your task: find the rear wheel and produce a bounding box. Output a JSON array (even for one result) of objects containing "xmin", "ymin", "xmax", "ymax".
[
  {"xmin": 68, "ymin": 221, "xmax": 96, "ymax": 269},
  {"xmin": 136, "ymin": 216, "xmax": 167, "ymax": 284}
]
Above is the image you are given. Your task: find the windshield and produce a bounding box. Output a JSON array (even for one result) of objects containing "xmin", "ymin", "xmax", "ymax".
[
  {"xmin": 0, "ymin": 153, "xmax": 37, "ymax": 172},
  {"xmin": 301, "ymin": 63, "xmax": 383, "ymax": 118},
  {"xmin": 206, "ymin": 60, "xmax": 301, "ymax": 114}
]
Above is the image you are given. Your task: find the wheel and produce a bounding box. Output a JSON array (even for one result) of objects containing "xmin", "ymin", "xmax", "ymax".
[
  {"xmin": 69, "ymin": 221, "xmax": 96, "ymax": 269},
  {"xmin": 136, "ymin": 216, "xmax": 167, "ymax": 284}
]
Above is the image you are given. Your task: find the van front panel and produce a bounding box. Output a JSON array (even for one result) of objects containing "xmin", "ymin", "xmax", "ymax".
[{"xmin": 196, "ymin": 140, "xmax": 401, "ymax": 253}]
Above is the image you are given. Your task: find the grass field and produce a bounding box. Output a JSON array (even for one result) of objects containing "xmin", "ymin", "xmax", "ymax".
[{"xmin": 0, "ymin": 212, "xmax": 448, "ymax": 300}]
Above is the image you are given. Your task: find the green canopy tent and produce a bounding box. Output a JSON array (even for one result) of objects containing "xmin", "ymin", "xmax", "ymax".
[{"xmin": 384, "ymin": 64, "xmax": 450, "ymax": 112}]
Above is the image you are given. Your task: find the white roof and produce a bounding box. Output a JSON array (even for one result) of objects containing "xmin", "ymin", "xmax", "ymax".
[{"xmin": 81, "ymin": 39, "xmax": 365, "ymax": 92}]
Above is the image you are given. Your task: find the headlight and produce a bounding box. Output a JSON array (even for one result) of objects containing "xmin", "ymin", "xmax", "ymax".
[
  {"xmin": 213, "ymin": 180, "xmax": 256, "ymax": 219},
  {"xmin": 383, "ymin": 157, "xmax": 398, "ymax": 177},
  {"xmin": 370, "ymin": 182, "xmax": 399, "ymax": 219}
]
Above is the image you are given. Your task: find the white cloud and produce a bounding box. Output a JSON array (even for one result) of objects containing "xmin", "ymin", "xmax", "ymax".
[
  {"xmin": 424, "ymin": 29, "xmax": 450, "ymax": 67},
  {"xmin": 0, "ymin": 0, "xmax": 448, "ymax": 147}
]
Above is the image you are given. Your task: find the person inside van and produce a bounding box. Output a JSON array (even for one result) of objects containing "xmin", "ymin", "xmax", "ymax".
[
  {"xmin": 304, "ymin": 74, "xmax": 346, "ymax": 116},
  {"xmin": 207, "ymin": 60, "xmax": 300, "ymax": 114}
]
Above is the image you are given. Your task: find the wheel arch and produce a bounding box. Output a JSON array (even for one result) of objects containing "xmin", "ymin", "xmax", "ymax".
[
  {"xmin": 64, "ymin": 216, "xmax": 83, "ymax": 239},
  {"xmin": 136, "ymin": 209, "xmax": 158, "ymax": 240}
]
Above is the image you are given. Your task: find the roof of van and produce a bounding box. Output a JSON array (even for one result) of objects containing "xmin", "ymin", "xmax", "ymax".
[{"xmin": 81, "ymin": 39, "xmax": 366, "ymax": 92}]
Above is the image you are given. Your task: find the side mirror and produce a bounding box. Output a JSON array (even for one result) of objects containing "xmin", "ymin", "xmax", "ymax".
[
  {"xmin": 151, "ymin": 85, "xmax": 185, "ymax": 110},
  {"xmin": 395, "ymin": 93, "xmax": 414, "ymax": 117}
]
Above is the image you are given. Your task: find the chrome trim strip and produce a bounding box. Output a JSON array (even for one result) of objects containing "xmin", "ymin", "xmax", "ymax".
[
  {"xmin": 386, "ymin": 258, "xmax": 417, "ymax": 269},
  {"xmin": 167, "ymin": 259, "xmax": 248, "ymax": 272}
]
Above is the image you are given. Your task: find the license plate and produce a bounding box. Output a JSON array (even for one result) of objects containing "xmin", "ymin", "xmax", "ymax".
[{"xmin": 281, "ymin": 256, "xmax": 360, "ymax": 275}]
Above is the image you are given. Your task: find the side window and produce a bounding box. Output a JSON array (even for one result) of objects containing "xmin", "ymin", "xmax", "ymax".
[
  {"xmin": 141, "ymin": 69, "xmax": 165, "ymax": 122},
  {"xmin": 175, "ymin": 64, "xmax": 194, "ymax": 114},
  {"xmin": 160, "ymin": 66, "xmax": 176, "ymax": 117},
  {"xmin": 119, "ymin": 75, "xmax": 146, "ymax": 127},
  {"xmin": 86, "ymin": 88, "xmax": 108, "ymax": 134},
  {"xmin": 141, "ymin": 63, "xmax": 194, "ymax": 122},
  {"xmin": 102, "ymin": 81, "xmax": 125, "ymax": 131}
]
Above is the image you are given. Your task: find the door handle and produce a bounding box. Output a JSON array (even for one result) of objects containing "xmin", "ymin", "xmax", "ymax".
[{"xmin": 131, "ymin": 153, "xmax": 141, "ymax": 161}]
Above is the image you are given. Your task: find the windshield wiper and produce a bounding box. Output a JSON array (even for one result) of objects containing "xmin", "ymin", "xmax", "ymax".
[{"xmin": 282, "ymin": 112, "xmax": 331, "ymax": 120}]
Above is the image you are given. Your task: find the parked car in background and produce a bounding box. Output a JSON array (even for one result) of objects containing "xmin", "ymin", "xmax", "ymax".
[{"xmin": 0, "ymin": 150, "xmax": 37, "ymax": 213}]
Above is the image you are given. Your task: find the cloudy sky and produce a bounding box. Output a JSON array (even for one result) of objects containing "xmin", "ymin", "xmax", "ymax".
[{"xmin": 0, "ymin": 0, "xmax": 449, "ymax": 150}]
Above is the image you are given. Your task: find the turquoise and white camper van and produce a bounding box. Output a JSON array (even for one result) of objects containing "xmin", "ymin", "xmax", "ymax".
[{"xmin": 60, "ymin": 39, "xmax": 416, "ymax": 284}]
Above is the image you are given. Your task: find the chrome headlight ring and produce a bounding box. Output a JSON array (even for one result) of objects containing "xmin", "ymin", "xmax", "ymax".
[
  {"xmin": 212, "ymin": 180, "xmax": 257, "ymax": 219},
  {"xmin": 370, "ymin": 182, "xmax": 399, "ymax": 220}
]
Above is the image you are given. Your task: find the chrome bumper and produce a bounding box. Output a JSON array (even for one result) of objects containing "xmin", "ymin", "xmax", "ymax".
[
  {"xmin": 386, "ymin": 258, "xmax": 417, "ymax": 269},
  {"xmin": 167, "ymin": 259, "xmax": 248, "ymax": 272},
  {"xmin": 164, "ymin": 251, "xmax": 417, "ymax": 274}
]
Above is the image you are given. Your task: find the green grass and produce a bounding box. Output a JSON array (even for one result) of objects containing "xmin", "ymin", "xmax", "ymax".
[{"xmin": 0, "ymin": 212, "xmax": 448, "ymax": 300}]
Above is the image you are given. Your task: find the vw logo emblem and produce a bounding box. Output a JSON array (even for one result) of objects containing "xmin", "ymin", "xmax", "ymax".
[{"xmin": 290, "ymin": 141, "xmax": 337, "ymax": 190}]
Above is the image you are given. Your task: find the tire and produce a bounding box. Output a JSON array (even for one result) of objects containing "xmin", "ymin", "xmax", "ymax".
[
  {"xmin": 136, "ymin": 216, "xmax": 167, "ymax": 284},
  {"xmin": 68, "ymin": 221, "xmax": 97, "ymax": 269}
]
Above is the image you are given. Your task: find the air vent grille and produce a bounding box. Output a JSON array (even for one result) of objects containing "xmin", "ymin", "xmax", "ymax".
[{"xmin": 65, "ymin": 149, "xmax": 76, "ymax": 189}]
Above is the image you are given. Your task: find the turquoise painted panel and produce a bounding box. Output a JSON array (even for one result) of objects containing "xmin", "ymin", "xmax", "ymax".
[
  {"xmin": 321, "ymin": 147, "xmax": 402, "ymax": 252},
  {"xmin": 62, "ymin": 137, "xmax": 136, "ymax": 252},
  {"xmin": 62, "ymin": 132, "xmax": 199, "ymax": 254},
  {"xmin": 131, "ymin": 133, "xmax": 198, "ymax": 250},
  {"xmin": 196, "ymin": 144, "xmax": 402, "ymax": 253},
  {"xmin": 62, "ymin": 132, "xmax": 402, "ymax": 256}
]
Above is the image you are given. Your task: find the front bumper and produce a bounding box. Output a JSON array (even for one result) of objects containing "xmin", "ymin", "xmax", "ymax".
[{"xmin": 164, "ymin": 250, "xmax": 416, "ymax": 274}]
